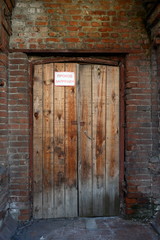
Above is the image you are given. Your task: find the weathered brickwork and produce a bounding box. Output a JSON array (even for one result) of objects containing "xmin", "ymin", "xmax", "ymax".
[
  {"xmin": 147, "ymin": 3, "xmax": 160, "ymax": 215},
  {"xmin": 8, "ymin": 52, "xmax": 31, "ymax": 221},
  {"xmin": 10, "ymin": 0, "xmax": 149, "ymax": 50},
  {"xmin": 0, "ymin": 166, "xmax": 9, "ymax": 228},
  {"xmin": 0, "ymin": 52, "xmax": 8, "ymax": 167},
  {"xmin": 150, "ymin": 47, "xmax": 160, "ymax": 213},
  {"xmin": 0, "ymin": 50, "xmax": 10, "ymax": 225},
  {"xmin": 1, "ymin": 0, "xmax": 158, "ymax": 221},
  {"xmin": 0, "ymin": 0, "xmax": 15, "ymax": 229},
  {"xmin": 124, "ymin": 52, "xmax": 153, "ymax": 216}
]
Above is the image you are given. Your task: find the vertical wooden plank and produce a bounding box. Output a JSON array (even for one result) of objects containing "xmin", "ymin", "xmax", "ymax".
[
  {"xmin": 33, "ymin": 61, "xmax": 120, "ymax": 219},
  {"xmin": 42, "ymin": 63, "xmax": 54, "ymax": 218},
  {"xmin": 92, "ymin": 65, "xmax": 106, "ymax": 216},
  {"xmin": 0, "ymin": 8, "xmax": 2, "ymax": 48},
  {"xmin": 64, "ymin": 63, "xmax": 78, "ymax": 217},
  {"xmin": 33, "ymin": 65, "xmax": 43, "ymax": 218},
  {"xmin": 119, "ymin": 64, "xmax": 125, "ymax": 204},
  {"xmin": 106, "ymin": 66, "xmax": 120, "ymax": 215},
  {"xmin": 53, "ymin": 63, "xmax": 65, "ymax": 218},
  {"xmin": 78, "ymin": 64, "xmax": 92, "ymax": 216}
]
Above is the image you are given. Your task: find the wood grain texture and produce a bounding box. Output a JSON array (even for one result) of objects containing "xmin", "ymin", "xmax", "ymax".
[
  {"xmin": 0, "ymin": 8, "xmax": 2, "ymax": 48},
  {"xmin": 92, "ymin": 65, "xmax": 106, "ymax": 216},
  {"xmin": 42, "ymin": 63, "xmax": 54, "ymax": 218},
  {"xmin": 33, "ymin": 62, "xmax": 120, "ymax": 218},
  {"xmin": 64, "ymin": 63, "xmax": 78, "ymax": 217},
  {"xmin": 78, "ymin": 64, "xmax": 93, "ymax": 217},
  {"xmin": 106, "ymin": 66, "xmax": 120, "ymax": 215},
  {"xmin": 53, "ymin": 63, "xmax": 65, "ymax": 218},
  {"xmin": 33, "ymin": 64, "xmax": 43, "ymax": 218},
  {"xmin": 31, "ymin": 57, "xmax": 119, "ymax": 66}
]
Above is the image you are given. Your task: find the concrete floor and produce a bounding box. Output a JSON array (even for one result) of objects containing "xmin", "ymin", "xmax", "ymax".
[{"xmin": 12, "ymin": 217, "xmax": 160, "ymax": 240}]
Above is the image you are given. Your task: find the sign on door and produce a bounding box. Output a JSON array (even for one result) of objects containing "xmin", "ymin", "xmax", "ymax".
[{"xmin": 55, "ymin": 72, "xmax": 75, "ymax": 86}]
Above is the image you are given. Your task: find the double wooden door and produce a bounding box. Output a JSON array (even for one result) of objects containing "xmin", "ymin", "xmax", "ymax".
[{"xmin": 33, "ymin": 62, "xmax": 120, "ymax": 219}]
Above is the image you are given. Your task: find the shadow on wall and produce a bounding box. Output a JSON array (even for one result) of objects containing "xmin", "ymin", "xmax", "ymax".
[{"xmin": 0, "ymin": 165, "xmax": 18, "ymax": 240}]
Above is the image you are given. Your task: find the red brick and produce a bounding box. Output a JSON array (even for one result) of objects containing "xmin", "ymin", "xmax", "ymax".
[
  {"xmin": 10, "ymin": 59, "xmax": 27, "ymax": 64},
  {"xmin": 72, "ymin": 16, "xmax": 82, "ymax": 20},
  {"xmin": 69, "ymin": 21, "xmax": 78, "ymax": 26},
  {"xmin": 67, "ymin": 10, "xmax": 82, "ymax": 15},
  {"xmin": 66, "ymin": 26, "xmax": 79, "ymax": 31},
  {"xmin": 108, "ymin": 11, "xmax": 116, "ymax": 15},
  {"xmin": 35, "ymin": 21, "xmax": 48, "ymax": 26},
  {"xmin": 46, "ymin": 38, "xmax": 60, "ymax": 42},
  {"xmin": 78, "ymin": 32, "xmax": 85, "ymax": 37},
  {"xmin": 99, "ymin": 27, "xmax": 113, "ymax": 32},
  {"xmin": 91, "ymin": 22, "xmax": 101, "ymax": 27},
  {"xmin": 52, "ymin": 27, "xmax": 64, "ymax": 32},
  {"xmin": 91, "ymin": 11, "xmax": 106, "ymax": 15},
  {"xmin": 82, "ymin": 27, "xmax": 95, "ymax": 33},
  {"xmin": 80, "ymin": 22, "xmax": 90, "ymax": 27},
  {"xmin": 64, "ymin": 38, "xmax": 80, "ymax": 42},
  {"xmin": 84, "ymin": 16, "xmax": 92, "ymax": 21},
  {"xmin": 44, "ymin": 3, "xmax": 60, "ymax": 7}
]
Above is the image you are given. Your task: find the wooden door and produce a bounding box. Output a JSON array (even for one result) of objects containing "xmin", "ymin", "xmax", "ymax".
[
  {"xmin": 33, "ymin": 63, "xmax": 78, "ymax": 218},
  {"xmin": 33, "ymin": 62, "xmax": 120, "ymax": 219},
  {"xmin": 78, "ymin": 64, "xmax": 120, "ymax": 216}
]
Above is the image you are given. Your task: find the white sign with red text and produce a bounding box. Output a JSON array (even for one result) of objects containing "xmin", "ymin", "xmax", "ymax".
[{"xmin": 55, "ymin": 72, "xmax": 75, "ymax": 86}]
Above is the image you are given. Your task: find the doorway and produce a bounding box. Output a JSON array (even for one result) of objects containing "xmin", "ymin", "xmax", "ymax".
[{"xmin": 33, "ymin": 61, "xmax": 120, "ymax": 219}]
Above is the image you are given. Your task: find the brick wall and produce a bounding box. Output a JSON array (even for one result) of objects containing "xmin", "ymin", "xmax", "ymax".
[
  {"xmin": 0, "ymin": 0, "xmax": 15, "ymax": 228},
  {"xmin": 7, "ymin": 0, "xmax": 160, "ymax": 220},
  {"xmin": 10, "ymin": 0, "xmax": 150, "ymax": 50},
  {"xmin": 149, "ymin": 46, "xmax": 160, "ymax": 214},
  {"xmin": 0, "ymin": 166, "xmax": 8, "ymax": 228},
  {"xmin": 8, "ymin": 52, "xmax": 31, "ymax": 221},
  {"xmin": 125, "ymin": 52, "xmax": 153, "ymax": 217},
  {"xmin": 146, "ymin": 2, "xmax": 160, "ymax": 215}
]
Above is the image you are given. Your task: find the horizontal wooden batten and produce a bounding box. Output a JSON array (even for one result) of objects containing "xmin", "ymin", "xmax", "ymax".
[
  {"xmin": 31, "ymin": 57, "xmax": 120, "ymax": 66},
  {"xmin": 9, "ymin": 48, "xmax": 143, "ymax": 54}
]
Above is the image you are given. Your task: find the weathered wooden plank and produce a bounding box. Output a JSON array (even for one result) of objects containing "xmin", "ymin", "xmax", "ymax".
[
  {"xmin": 1, "ymin": 5, "xmax": 12, "ymax": 36},
  {"xmin": 0, "ymin": 8, "xmax": 2, "ymax": 49},
  {"xmin": 4, "ymin": 0, "xmax": 15, "ymax": 10},
  {"xmin": 64, "ymin": 63, "xmax": 78, "ymax": 217},
  {"xmin": 42, "ymin": 63, "xmax": 54, "ymax": 218},
  {"xmin": 78, "ymin": 64, "xmax": 92, "ymax": 217},
  {"xmin": 53, "ymin": 63, "xmax": 65, "ymax": 218},
  {"xmin": 106, "ymin": 66, "xmax": 120, "ymax": 216},
  {"xmin": 92, "ymin": 65, "xmax": 106, "ymax": 216},
  {"xmin": 33, "ymin": 62, "xmax": 120, "ymax": 219},
  {"xmin": 33, "ymin": 64, "xmax": 43, "ymax": 219},
  {"xmin": 31, "ymin": 57, "xmax": 119, "ymax": 66},
  {"xmin": 10, "ymin": 48, "xmax": 136, "ymax": 54}
]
